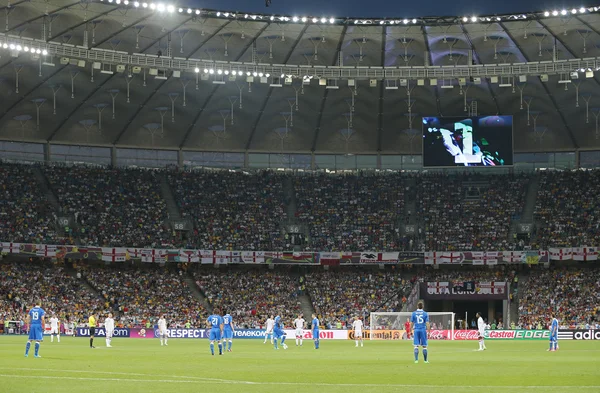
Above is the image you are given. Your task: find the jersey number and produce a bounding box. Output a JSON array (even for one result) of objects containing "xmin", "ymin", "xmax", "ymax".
[
  {"xmin": 224, "ymin": 317, "xmax": 230, "ymax": 324},
  {"xmin": 32, "ymin": 311, "xmax": 39, "ymax": 320},
  {"xmin": 211, "ymin": 317, "xmax": 218, "ymax": 325},
  {"xmin": 416, "ymin": 315, "xmax": 424, "ymax": 324}
]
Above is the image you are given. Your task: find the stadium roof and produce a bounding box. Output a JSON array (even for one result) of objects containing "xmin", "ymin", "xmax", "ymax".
[{"xmin": 0, "ymin": 0, "xmax": 599, "ymax": 155}]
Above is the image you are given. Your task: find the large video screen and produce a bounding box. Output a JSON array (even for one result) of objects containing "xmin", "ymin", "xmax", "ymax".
[{"xmin": 422, "ymin": 116, "xmax": 513, "ymax": 167}]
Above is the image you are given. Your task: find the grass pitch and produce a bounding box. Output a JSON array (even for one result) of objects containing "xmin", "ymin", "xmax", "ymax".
[{"xmin": 1, "ymin": 336, "xmax": 599, "ymax": 393}]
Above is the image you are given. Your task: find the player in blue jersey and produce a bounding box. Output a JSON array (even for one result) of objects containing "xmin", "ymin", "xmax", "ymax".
[
  {"xmin": 411, "ymin": 302, "xmax": 430, "ymax": 364},
  {"xmin": 25, "ymin": 300, "xmax": 45, "ymax": 358},
  {"xmin": 207, "ymin": 311, "xmax": 224, "ymax": 355},
  {"xmin": 273, "ymin": 315, "xmax": 288, "ymax": 349},
  {"xmin": 222, "ymin": 312, "xmax": 235, "ymax": 352},
  {"xmin": 548, "ymin": 314, "xmax": 559, "ymax": 352},
  {"xmin": 311, "ymin": 313, "xmax": 320, "ymax": 349}
]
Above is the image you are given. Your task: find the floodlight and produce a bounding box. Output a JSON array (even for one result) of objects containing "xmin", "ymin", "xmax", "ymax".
[
  {"xmin": 209, "ymin": 69, "xmax": 214, "ymax": 74},
  {"xmin": 579, "ymin": 7, "xmax": 586, "ymax": 13},
  {"xmin": 329, "ymin": 18, "xmax": 335, "ymax": 23},
  {"xmin": 9, "ymin": 44, "xmax": 15, "ymax": 50},
  {"xmin": 301, "ymin": 17, "xmax": 307, "ymax": 22},
  {"xmin": 403, "ymin": 19, "xmax": 409, "ymax": 24},
  {"xmin": 571, "ymin": 8, "xmax": 577, "ymax": 14},
  {"xmin": 194, "ymin": 67, "xmax": 200, "ymax": 73},
  {"xmin": 293, "ymin": 16, "xmax": 299, "ymax": 22},
  {"xmin": 412, "ymin": 19, "xmax": 417, "ymax": 23},
  {"xmin": 246, "ymin": 71, "xmax": 251, "ymax": 76},
  {"xmin": 150, "ymin": 3, "xmax": 156, "ymax": 10},
  {"xmin": 253, "ymin": 71, "xmax": 258, "ymax": 77},
  {"xmin": 560, "ymin": 9, "xmax": 567, "ymax": 15},
  {"xmin": 258, "ymin": 72, "xmax": 264, "ymax": 77},
  {"xmin": 2, "ymin": 43, "xmax": 7, "ymax": 49},
  {"xmin": 187, "ymin": 8, "xmax": 192, "ymax": 13},
  {"xmin": 470, "ymin": 16, "xmax": 477, "ymax": 22},
  {"xmin": 195, "ymin": 10, "xmax": 200, "ymax": 15},
  {"xmin": 265, "ymin": 73, "xmax": 270, "ymax": 78},
  {"xmin": 462, "ymin": 17, "xmax": 468, "ymax": 22},
  {"xmin": 217, "ymin": 69, "xmax": 223, "ymax": 74},
  {"xmin": 124, "ymin": 0, "xmax": 129, "ymax": 4},
  {"xmin": 320, "ymin": 18, "xmax": 327, "ymax": 23},
  {"xmin": 23, "ymin": 46, "xmax": 29, "ymax": 52},
  {"xmin": 167, "ymin": 5, "xmax": 175, "ymax": 13},
  {"xmin": 552, "ymin": 10, "xmax": 558, "ymax": 16},
  {"xmin": 42, "ymin": 49, "xmax": 48, "ymax": 55},
  {"xmin": 224, "ymin": 70, "xmax": 229, "ymax": 75},
  {"xmin": 544, "ymin": 11, "xmax": 550, "ymax": 16},
  {"xmin": 232, "ymin": 70, "xmax": 237, "ymax": 75},
  {"xmin": 312, "ymin": 18, "xmax": 318, "ymax": 23},
  {"xmin": 134, "ymin": 2, "xmax": 140, "ymax": 7},
  {"xmin": 203, "ymin": 68, "xmax": 209, "ymax": 73},
  {"xmin": 16, "ymin": 45, "xmax": 22, "ymax": 51}
]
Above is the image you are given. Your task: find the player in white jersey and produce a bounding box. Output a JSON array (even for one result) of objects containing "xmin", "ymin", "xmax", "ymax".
[
  {"xmin": 293, "ymin": 314, "xmax": 305, "ymax": 346},
  {"xmin": 476, "ymin": 312, "xmax": 487, "ymax": 351},
  {"xmin": 352, "ymin": 316, "xmax": 364, "ymax": 347},
  {"xmin": 264, "ymin": 315, "xmax": 275, "ymax": 344},
  {"xmin": 158, "ymin": 316, "xmax": 168, "ymax": 346},
  {"xmin": 49, "ymin": 314, "xmax": 60, "ymax": 343},
  {"xmin": 104, "ymin": 313, "xmax": 115, "ymax": 347}
]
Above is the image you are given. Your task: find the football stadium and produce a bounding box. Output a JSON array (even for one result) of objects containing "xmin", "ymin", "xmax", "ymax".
[{"xmin": 0, "ymin": 0, "xmax": 600, "ymax": 392}]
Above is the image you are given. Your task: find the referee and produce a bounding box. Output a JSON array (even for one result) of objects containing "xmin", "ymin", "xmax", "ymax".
[{"xmin": 89, "ymin": 314, "xmax": 97, "ymax": 348}]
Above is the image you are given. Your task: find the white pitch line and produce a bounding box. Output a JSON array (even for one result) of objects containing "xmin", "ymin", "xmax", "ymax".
[{"xmin": 0, "ymin": 371, "xmax": 599, "ymax": 389}]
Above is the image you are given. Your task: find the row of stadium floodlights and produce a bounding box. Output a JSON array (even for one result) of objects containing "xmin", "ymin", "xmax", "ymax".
[{"xmin": 96, "ymin": 0, "xmax": 600, "ymax": 25}]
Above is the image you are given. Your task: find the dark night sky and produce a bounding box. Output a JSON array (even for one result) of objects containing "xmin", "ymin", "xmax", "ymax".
[{"xmin": 188, "ymin": 0, "xmax": 591, "ymax": 18}]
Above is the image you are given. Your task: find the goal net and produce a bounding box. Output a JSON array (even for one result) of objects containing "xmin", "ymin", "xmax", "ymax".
[{"xmin": 369, "ymin": 312, "xmax": 455, "ymax": 340}]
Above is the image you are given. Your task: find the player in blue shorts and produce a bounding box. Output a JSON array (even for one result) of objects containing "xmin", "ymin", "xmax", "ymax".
[
  {"xmin": 411, "ymin": 301, "xmax": 430, "ymax": 364},
  {"xmin": 311, "ymin": 313, "xmax": 320, "ymax": 349},
  {"xmin": 25, "ymin": 300, "xmax": 45, "ymax": 358},
  {"xmin": 273, "ymin": 315, "xmax": 288, "ymax": 349},
  {"xmin": 207, "ymin": 311, "xmax": 223, "ymax": 355},
  {"xmin": 548, "ymin": 313, "xmax": 559, "ymax": 352},
  {"xmin": 222, "ymin": 312, "xmax": 235, "ymax": 352}
]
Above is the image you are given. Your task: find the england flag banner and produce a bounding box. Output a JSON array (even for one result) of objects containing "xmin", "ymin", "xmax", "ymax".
[
  {"xmin": 478, "ymin": 281, "xmax": 506, "ymax": 295},
  {"xmin": 472, "ymin": 251, "xmax": 499, "ymax": 265},
  {"xmin": 141, "ymin": 249, "xmax": 167, "ymax": 263},
  {"xmin": 36, "ymin": 244, "xmax": 57, "ymax": 257},
  {"xmin": 1, "ymin": 242, "xmax": 21, "ymax": 253},
  {"xmin": 176, "ymin": 250, "xmax": 200, "ymax": 263},
  {"xmin": 427, "ymin": 282, "xmax": 450, "ymax": 294},
  {"xmin": 101, "ymin": 247, "xmax": 127, "ymax": 262},
  {"xmin": 440, "ymin": 252, "xmax": 464, "ymax": 264},
  {"xmin": 241, "ymin": 251, "xmax": 265, "ymax": 263},
  {"xmin": 360, "ymin": 252, "xmax": 399, "ymax": 264},
  {"xmin": 424, "ymin": 252, "xmax": 440, "ymax": 265},
  {"xmin": 572, "ymin": 247, "xmax": 598, "ymax": 261},
  {"xmin": 502, "ymin": 251, "xmax": 524, "ymax": 263},
  {"xmin": 549, "ymin": 248, "xmax": 573, "ymax": 260}
]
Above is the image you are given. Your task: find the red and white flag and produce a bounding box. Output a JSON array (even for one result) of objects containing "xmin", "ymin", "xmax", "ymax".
[
  {"xmin": 440, "ymin": 252, "xmax": 463, "ymax": 264},
  {"xmin": 241, "ymin": 251, "xmax": 265, "ymax": 263},
  {"xmin": 36, "ymin": 244, "xmax": 57, "ymax": 257},
  {"xmin": 360, "ymin": 252, "xmax": 399, "ymax": 264},
  {"xmin": 479, "ymin": 281, "xmax": 507, "ymax": 295},
  {"xmin": 427, "ymin": 282, "xmax": 449, "ymax": 294},
  {"xmin": 101, "ymin": 247, "xmax": 127, "ymax": 262},
  {"xmin": 1, "ymin": 242, "xmax": 21, "ymax": 253},
  {"xmin": 549, "ymin": 248, "xmax": 572, "ymax": 260},
  {"xmin": 141, "ymin": 249, "xmax": 167, "ymax": 263},
  {"xmin": 178, "ymin": 250, "xmax": 200, "ymax": 263},
  {"xmin": 572, "ymin": 247, "xmax": 598, "ymax": 261},
  {"xmin": 501, "ymin": 251, "xmax": 524, "ymax": 263},
  {"xmin": 472, "ymin": 251, "xmax": 499, "ymax": 265},
  {"xmin": 424, "ymin": 252, "xmax": 439, "ymax": 265}
]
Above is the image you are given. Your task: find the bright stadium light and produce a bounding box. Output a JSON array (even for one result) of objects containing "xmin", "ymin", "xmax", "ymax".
[
  {"xmin": 470, "ymin": 16, "xmax": 478, "ymax": 22},
  {"xmin": 2, "ymin": 43, "xmax": 7, "ymax": 49},
  {"xmin": 116, "ymin": 0, "xmax": 121, "ymax": 4},
  {"xmin": 320, "ymin": 17, "xmax": 327, "ymax": 23},
  {"xmin": 209, "ymin": 68, "xmax": 214, "ymax": 74},
  {"xmin": 203, "ymin": 68, "xmax": 209, "ymax": 73},
  {"xmin": 23, "ymin": 46, "xmax": 29, "ymax": 52},
  {"xmin": 16, "ymin": 45, "xmax": 22, "ymax": 51},
  {"xmin": 178, "ymin": 7, "xmax": 183, "ymax": 12},
  {"xmin": 329, "ymin": 17, "xmax": 335, "ymax": 23},
  {"xmin": 42, "ymin": 49, "xmax": 48, "ymax": 55},
  {"xmin": 292, "ymin": 16, "xmax": 299, "ymax": 22},
  {"xmin": 232, "ymin": 70, "xmax": 237, "ymax": 75},
  {"xmin": 187, "ymin": 8, "xmax": 192, "ymax": 13},
  {"xmin": 195, "ymin": 10, "xmax": 200, "ymax": 15},
  {"xmin": 253, "ymin": 71, "xmax": 258, "ymax": 77},
  {"xmin": 194, "ymin": 67, "xmax": 200, "ymax": 73},
  {"xmin": 124, "ymin": 0, "xmax": 129, "ymax": 4},
  {"xmin": 312, "ymin": 18, "xmax": 318, "ymax": 23},
  {"xmin": 571, "ymin": 8, "xmax": 577, "ymax": 14},
  {"xmin": 246, "ymin": 71, "xmax": 251, "ymax": 76},
  {"xmin": 412, "ymin": 18, "xmax": 417, "ymax": 23},
  {"xmin": 167, "ymin": 5, "xmax": 175, "ymax": 13},
  {"xmin": 134, "ymin": 2, "xmax": 139, "ymax": 7},
  {"xmin": 544, "ymin": 11, "xmax": 550, "ymax": 16},
  {"xmin": 561, "ymin": 9, "xmax": 567, "ymax": 15},
  {"xmin": 149, "ymin": 3, "xmax": 155, "ymax": 10},
  {"xmin": 552, "ymin": 10, "xmax": 558, "ymax": 16},
  {"xmin": 579, "ymin": 7, "xmax": 586, "ymax": 13},
  {"xmin": 224, "ymin": 70, "xmax": 229, "ymax": 75},
  {"xmin": 265, "ymin": 73, "xmax": 270, "ymax": 78},
  {"xmin": 9, "ymin": 44, "xmax": 15, "ymax": 49},
  {"xmin": 217, "ymin": 69, "xmax": 223, "ymax": 74},
  {"xmin": 216, "ymin": 12, "xmax": 221, "ymax": 16},
  {"xmin": 403, "ymin": 19, "xmax": 409, "ymax": 24},
  {"xmin": 156, "ymin": 4, "xmax": 164, "ymax": 12},
  {"xmin": 462, "ymin": 17, "xmax": 468, "ymax": 22},
  {"xmin": 301, "ymin": 17, "xmax": 307, "ymax": 22}
]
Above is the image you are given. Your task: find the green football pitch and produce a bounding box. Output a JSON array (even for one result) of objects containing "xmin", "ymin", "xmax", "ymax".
[{"xmin": 1, "ymin": 336, "xmax": 599, "ymax": 393}]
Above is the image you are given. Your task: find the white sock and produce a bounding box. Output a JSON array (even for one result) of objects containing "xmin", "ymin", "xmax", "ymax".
[
  {"xmin": 51, "ymin": 336, "xmax": 54, "ymax": 342},
  {"xmin": 57, "ymin": 335, "xmax": 60, "ymax": 343},
  {"xmin": 106, "ymin": 338, "xmax": 109, "ymax": 346},
  {"xmin": 165, "ymin": 337, "xmax": 168, "ymax": 344},
  {"xmin": 355, "ymin": 340, "xmax": 358, "ymax": 346},
  {"xmin": 300, "ymin": 338, "xmax": 302, "ymax": 345},
  {"xmin": 160, "ymin": 338, "xmax": 163, "ymax": 345}
]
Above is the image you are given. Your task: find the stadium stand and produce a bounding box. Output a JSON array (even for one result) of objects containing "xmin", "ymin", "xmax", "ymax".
[
  {"xmin": 77, "ymin": 263, "xmax": 205, "ymax": 328},
  {"xmin": 294, "ymin": 173, "xmax": 405, "ymax": 251},
  {"xmin": 168, "ymin": 170, "xmax": 287, "ymax": 250},
  {"xmin": 304, "ymin": 269, "xmax": 411, "ymax": 328},
  {"xmin": 417, "ymin": 173, "xmax": 529, "ymax": 251},
  {"xmin": 534, "ymin": 170, "xmax": 600, "ymax": 248},
  {"xmin": 518, "ymin": 266, "xmax": 600, "ymax": 329},
  {"xmin": 44, "ymin": 165, "xmax": 172, "ymax": 248},
  {"xmin": 0, "ymin": 163, "xmax": 62, "ymax": 244},
  {"xmin": 195, "ymin": 269, "xmax": 302, "ymax": 328}
]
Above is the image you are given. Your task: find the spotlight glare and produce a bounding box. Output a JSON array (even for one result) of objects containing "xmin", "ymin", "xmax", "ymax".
[
  {"xmin": 552, "ymin": 10, "xmax": 558, "ymax": 16},
  {"xmin": 544, "ymin": 11, "xmax": 550, "ymax": 16},
  {"xmin": 2, "ymin": 43, "xmax": 7, "ymax": 49},
  {"xmin": 561, "ymin": 9, "xmax": 567, "ymax": 15},
  {"xmin": 134, "ymin": 1, "xmax": 140, "ymax": 7},
  {"xmin": 403, "ymin": 19, "xmax": 409, "ymax": 24},
  {"xmin": 216, "ymin": 12, "xmax": 221, "ymax": 16},
  {"xmin": 312, "ymin": 18, "xmax": 318, "ymax": 23},
  {"xmin": 244, "ymin": 14, "xmax": 249, "ymax": 18},
  {"xmin": 232, "ymin": 70, "xmax": 237, "ymax": 75},
  {"xmin": 36, "ymin": 48, "xmax": 41, "ymax": 54},
  {"xmin": 571, "ymin": 8, "xmax": 577, "ymax": 14},
  {"xmin": 209, "ymin": 68, "xmax": 214, "ymax": 74},
  {"xmin": 203, "ymin": 68, "xmax": 209, "ymax": 73},
  {"xmin": 301, "ymin": 17, "xmax": 307, "ymax": 22},
  {"xmin": 246, "ymin": 71, "xmax": 251, "ymax": 76},
  {"xmin": 320, "ymin": 17, "xmax": 327, "ymax": 23},
  {"xmin": 258, "ymin": 72, "xmax": 264, "ymax": 77},
  {"xmin": 265, "ymin": 73, "xmax": 270, "ymax": 78},
  {"xmin": 115, "ymin": 0, "xmax": 121, "ymax": 4},
  {"xmin": 167, "ymin": 5, "xmax": 175, "ymax": 13},
  {"xmin": 412, "ymin": 18, "xmax": 417, "ymax": 23},
  {"xmin": 156, "ymin": 4, "xmax": 165, "ymax": 12},
  {"xmin": 149, "ymin": 3, "xmax": 155, "ymax": 10},
  {"xmin": 195, "ymin": 10, "xmax": 200, "ymax": 15},
  {"xmin": 187, "ymin": 8, "xmax": 192, "ymax": 13},
  {"xmin": 16, "ymin": 45, "xmax": 22, "ymax": 51},
  {"xmin": 194, "ymin": 67, "xmax": 200, "ymax": 73},
  {"xmin": 470, "ymin": 16, "xmax": 477, "ymax": 22},
  {"xmin": 217, "ymin": 69, "xmax": 223, "ymax": 75},
  {"xmin": 281, "ymin": 73, "xmax": 285, "ymax": 78},
  {"xmin": 42, "ymin": 49, "xmax": 48, "ymax": 55},
  {"xmin": 252, "ymin": 72, "xmax": 258, "ymax": 77},
  {"xmin": 270, "ymin": 16, "xmax": 274, "ymax": 21},
  {"xmin": 292, "ymin": 16, "xmax": 299, "ymax": 22},
  {"xmin": 329, "ymin": 17, "xmax": 335, "ymax": 23},
  {"xmin": 462, "ymin": 17, "xmax": 468, "ymax": 22},
  {"xmin": 379, "ymin": 20, "xmax": 385, "ymax": 25},
  {"xmin": 9, "ymin": 44, "xmax": 15, "ymax": 49},
  {"xmin": 124, "ymin": 0, "xmax": 129, "ymax": 4},
  {"xmin": 23, "ymin": 46, "xmax": 29, "ymax": 52},
  {"xmin": 224, "ymin": 70, "xmax": 229, "ymax": 75},
  {"xmin": 178, "ymin": 8, "xmax": 183, "ymax": 13},
  {"xmin": 579, "ymin": 7, "xmax": 586, "ymax": 13}
]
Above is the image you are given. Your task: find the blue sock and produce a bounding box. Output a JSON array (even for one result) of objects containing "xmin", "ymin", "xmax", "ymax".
[
  {"xmin": 210, "ymin": 342, "xmax": 214, "ymax": 355},
  {"xmin": 423, "ymin": 348, "xmax": 428, "ymax": 361},
  {"xmin": 228, "ymin": 341, "xmax": 232, "ymax": 350},
  {"xmin": 414, "ymin": 347, "xmax": 419, "ymax": 361},
  {"xmin": 218, "ymin": 343, "xmax": 222, "ymax": 354},
  {"xmin": 549, "ymin": 341, "xmax": 553, "ymax": 350},
  {"xmin": 34, "ymin": 342, "xmax": 40, "ymax": 356},
  {"xmin": 274, "ymin": 339, "xmax": 278, "ymax": 349},
  {"xmin": 316, "ymin": 339, "xmax": 319, "ymax": 349},
  {"xmin": 281, "ymin": 336, "xmax": 286, "ymax": 345},
  {"xmin": 25, "ymin": 342, "xmax": 31, "ymax": 356}
]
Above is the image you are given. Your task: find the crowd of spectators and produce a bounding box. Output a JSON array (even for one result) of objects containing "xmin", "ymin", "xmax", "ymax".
[
  {"xmin": 0, "ymin": 261, "xmax": 106, "ymax": 327},
  {"xmin": 0, "ymin": 163, "xmax": 62, "ymax": 244},
  {"xmin": 195, "ymin": 269, "xmax": 302, "ymax": 328},
  {"xmin": 534, "ymin": 170, "xmax": 600, "ymax": 248},
  {"xmin": 519, "ymin": 266, "xmax": 600, "ymax": 329},
  {"xmin": 304, "ymin": 269, "xmax": 411, "ymax": 328},
  {"xmin": 417, "ymin": 173, "xmax": 529, "ymax": 251},
  {"xmin": 77, "ymin": 263, "xmax": 205, "ymax": 328},
  {"xmin": 295, "ymin": 173, "xmax": 405, "ymax": 251},
  {"xmin": 44, "ymin": 165, "xmax": 172, "ymax": 248},
  {"xmin": 169, "ymin": 170, "xmax": 287, "ymax": 250},
  {"xmin": 411, "ymin": 266, "xmax": 517, "ymax": 284}
]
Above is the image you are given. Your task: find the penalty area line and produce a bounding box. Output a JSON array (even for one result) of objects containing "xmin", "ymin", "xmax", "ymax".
[{"xmin": 0, "ymin": 373, "xmax": 598, "ymax": 389}]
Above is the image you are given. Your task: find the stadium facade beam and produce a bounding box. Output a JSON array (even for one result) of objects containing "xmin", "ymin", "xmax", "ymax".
[
  {"xmin": 48, "ymin": 6, "xmax": 121, "ymax": 43},
  {"xmin": 92, "ymin": 13, "xmax": 156, "ymax": 49},
  {"xmin": 311, "ymin": 25, "xmax": 348, "ymax": 152},
  {"xmin": 0, "ymin": 0, "xmax": 29, "ymax": 11},
  {"xmin": 458, "ymin": 23, "xmax": 501, "ymax": 115},
  {"xmin": 498, "ymin": 22, "xmax": 579, "ymax": 149},
  {"xmin": 244, "ymin": 24, "xmax": 309, "ymax": 151},
  {"xmin": 421, "ymin": 25, "xmax": 442, "ymax": 117},
  {"xmin": 179, "ymin": 22, "xmax": 271, "ymax": 149},
  {"xmin": 111, "ymin": 16, "xmax": 196, "ymax": 144},
  {"xmin": 1, "ymin": 32, "xmax": 597, "ymax": 80},
  {"xmin": 376, "ymin": 25, "xmax": 386, "ymax": 152},
  {"xmin": 46, "ymin": 13, "xmax": 167, "ymax": 143},
  {"xmin": 6, "ymin": 1, "xmax": 82, "ymax": 35}
]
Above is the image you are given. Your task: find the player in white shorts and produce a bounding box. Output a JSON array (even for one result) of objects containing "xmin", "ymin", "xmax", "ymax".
[
  {"xmin": 293, "ymin": 314, "xmax": 306, "ymax": 346},
  {"xmin": 352, "ymin": 316, "xmax": 364, "ymax": 347},
  {"xmin": 476, "ymin": 312, "xmax": 487, "ymax": 351},
  {"xmin": 49, "ymin": 314, "xmax": 60, "ymax": 343},
  {"xmin": 104, "ymin": 313, "xmax": 115, "ymax": 347},
  {"xmin": 264, "ymin": 315, "xmax": 275, "ymax": 344},
  {"xmin": 158, "ymin": 315, "xmax": 168, "ymax": 346}
]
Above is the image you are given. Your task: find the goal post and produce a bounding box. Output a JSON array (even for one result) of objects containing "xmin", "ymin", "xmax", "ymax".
[{"xmin": 369, "ymin": 312, "xmax": 455, "ymax": 340}]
